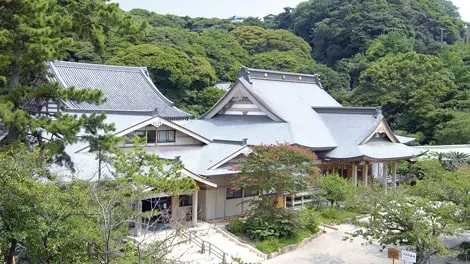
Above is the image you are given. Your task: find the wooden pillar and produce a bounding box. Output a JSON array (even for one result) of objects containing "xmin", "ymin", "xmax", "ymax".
[
  {"xmin": 192, "ymin": 192, "xmax": 198, "ymax": 226},
  {"xmin": 362, "ymin": 163, "xmax": 369, "ymax": 186},
  {"xmin": 383, "ymin": 162, "xmax": 388, "ymax": 193},
  {"xmin": 171, "ymin": 195, "xmax": 179, "ymax": 220},
  {"xmin": 352, "ymin": 163, "xmax": 358, "ymax": 186},
  {"xmin": 347, "ymin": 164, "xmax": 353, "ymax": 179},
  {"xmin": 391, "ymin": 161, "xmax": 397, "ymax": 189}
]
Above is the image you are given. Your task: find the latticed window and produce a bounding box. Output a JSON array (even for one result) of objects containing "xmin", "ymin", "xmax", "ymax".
[
  {"xmin": 157, "ymin": 130, "xmax": 176, "ymax": 143},
  {"xmin": 226, "ymin": 188, "xmax": 242, "ymax": 199}
]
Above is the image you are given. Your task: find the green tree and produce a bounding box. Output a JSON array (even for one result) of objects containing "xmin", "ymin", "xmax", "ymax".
[
  {"xmin": 436, "ymin": 112, "xmax": 470, "ymax": 144},
  {"xmin": 129, "ymin": 8, "xmax": 187, "ymax": 28},
  {"xmin": 349, "ymin": 189, "xmax": 462, "ymax": 264},
  {"xmin": 93, "ymin": 137, "xmax": 197, "ymax": 264},
  {"xmin": 179, "ymin": 86, "xmax": 226, "ymax": 117},
  {"xmin": 196, "ymin": 29, "xmax": 249, "ymax": 81},
  {"xmin": 231, "ymin": 26, "xmax": 311, "ymax": 58},
  {"xmin": 249, "ymin": 51, "xmax": 307, "ymax": 73},
  {"xmin": 353, "ymin": 52, "xmax": 456, "ymax": 143},
  {"xmin": 290, "ymin": 0, "xmax": 466, "ymax": 65},
  {"xmin": 0, "ymin": 145, "xmax": 100, "ymax": 263},
  {"xmin": 315, "ymin": 173, "xmax": 354, "ymax": 208},
  {"xmin": 235, "ymin": 144, "xmax": 320, "ymax": 206},
  {"xmin": 108, "ymin": 44, "xmax": 217, "ymax": 100}
]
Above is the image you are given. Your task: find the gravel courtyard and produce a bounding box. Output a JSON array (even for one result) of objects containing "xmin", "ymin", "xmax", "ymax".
[{"xmin": 264, "ymin": 224, "xmax": 390, "ymax": 264}]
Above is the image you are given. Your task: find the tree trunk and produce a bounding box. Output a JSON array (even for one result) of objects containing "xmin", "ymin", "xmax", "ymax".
[
  {"xmin": 6, "ymin": 239, "xmax": 17, "ymax": 264},
  {"xmin": 8, "ymin": 61, "xmax": 20, "ymax": 90},
  {"xmin": 104, "ymin": 229, "xmax": 111, "ymax": 264}
]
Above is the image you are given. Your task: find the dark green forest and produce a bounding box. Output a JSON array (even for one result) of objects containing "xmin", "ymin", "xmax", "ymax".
[{"xmin": 58, "ymin": 0, "xmax": 469, "ymax": 145}]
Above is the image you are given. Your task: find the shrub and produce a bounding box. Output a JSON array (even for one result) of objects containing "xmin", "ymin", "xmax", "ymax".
[
  {"xmin": 244, "ymin": 200, "xmax": 299, "ymax": 241},
  {"xmin": 255, "ymin": 237, "xmax": 280, "ymax": 253},
  {"xmin": 316, "ymin": 173, "xmax": 354, "ymax": 208},
  {"xmin": 227, "ymin": 219, "xmax": 245, "ymax": 235},
  {"xmin": 320, "ymin": 207, "xmax": 340, "ymax": 221},
  {"xmin": 298, "ymin": 206, "xmax": 320, "ymax": 233}
]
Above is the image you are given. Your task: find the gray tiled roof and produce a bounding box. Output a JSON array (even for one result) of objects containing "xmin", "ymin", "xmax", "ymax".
[
  {"xmin": 317, "ymin": 107, "xmax": 423, "ymax": 160},
  {"xmin": 145, "ymin": 142, "xmax": 246, "ymax": 176},
  {"xmin": 48, "ymin": 61, "xmax": 190, "ymax": 120},
  {"xmin": 183, "ymin": 115, "xmax": 292, "ymax": 145},
  {"xmin": 246, "ymin": 78, "xmax": 339, "ymax": 149},
  {"xmin": 357, "ymin": 138, "xmax": 424, "ymax": 160}
]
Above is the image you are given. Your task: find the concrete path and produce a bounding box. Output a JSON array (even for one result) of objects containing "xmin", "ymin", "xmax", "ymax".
[{"xmin": 264, "ymin": 224, "xmax": 390, "ymax": 264}]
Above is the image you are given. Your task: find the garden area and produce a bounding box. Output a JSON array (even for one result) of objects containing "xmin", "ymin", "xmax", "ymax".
[
  {"xmin": 225, "ymin": 145, "xmax": 368, "ymax": 254},
  {"xmin": 225, "ymin": 172, "xmax": 369, "ymax": 253},
  {"xmin": 227, "ymin": 201, "xmax": 320, "ymax": 253}
]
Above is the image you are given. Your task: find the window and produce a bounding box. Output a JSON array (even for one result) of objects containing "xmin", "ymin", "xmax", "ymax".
[
  {"xmin": 158, "ymin": 130, "xmax": 176, "ymax": 143},
  {"xmin": 126, "ymin": 130, "xmax": 146, "ymax": 144},
  {"xmin": 146, "ymin": 130, "xmax": 156, "ymax": 144},
  {"xmin": 179, "ymin": 195, "xmax": 192, "ymax": 207},
  {"xmin": 125, "ymin": 129, "xmax": 157, "ymax": 144},
  {"xmin": 226, "ymin": 188, "xmax": 242, "ymax": 199},
  {"xmin": 243, "ymin": 188, "xmax": 259, "ymax": 197}
]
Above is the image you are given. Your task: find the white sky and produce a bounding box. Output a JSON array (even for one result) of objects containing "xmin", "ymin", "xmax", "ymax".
[{"xmin": 115, "ymin": 0, "xmax": 470, "ymax": 22}]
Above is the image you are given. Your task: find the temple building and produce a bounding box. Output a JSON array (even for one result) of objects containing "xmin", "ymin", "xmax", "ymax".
[{"xmin": 46, "ymin": 61, "xmax": 424, "ymax": 229}]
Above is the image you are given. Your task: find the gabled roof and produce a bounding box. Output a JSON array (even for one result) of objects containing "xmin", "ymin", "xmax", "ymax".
[
  {"xmin": 47, "ymin": 61, "xmax": 190, "ymax": 120},
  {"xmin": 315, "ymin": 106, "xmax": 424, "ymax": 161},
  {"xmin": 75, "ymin": 115, "xmax": 211, "ymax": 153},
  {"xmin": 200, "ymin": 67, "xmax": 339, "ymax": 150}
]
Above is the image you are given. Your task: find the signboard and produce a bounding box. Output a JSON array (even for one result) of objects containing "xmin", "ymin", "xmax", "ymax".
[
  {"xmin": 387, "ymin": 248, "xmax": 400, "ymax": 260},
  {"xmin": 401, "ymin": 250, "xmax": 417, "ymax": 263}
]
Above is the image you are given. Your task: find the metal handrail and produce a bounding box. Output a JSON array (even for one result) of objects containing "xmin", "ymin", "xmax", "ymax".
[{"xmin": 175, "ymin": 222, "xmax": 228, "ymax": 263}]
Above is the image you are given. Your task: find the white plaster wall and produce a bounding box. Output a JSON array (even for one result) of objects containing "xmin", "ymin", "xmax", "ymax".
[
  {"xmin": 225, "ymin": 197, "xmax": 243, "ymax": 217},
  {"xmin": 215, "ymin": 188, "xmax": 225, "ymax": 218},
  {"xmin": 200, "ymin": 175, "xmax": 261, "ymax": 220},
  {"xmin": 198, "ymin": 189, "xmax": 207, "ymax": 220},
  {"xmin": 205, "ymin": 189, "xmax": 216, "ymax": 220}
]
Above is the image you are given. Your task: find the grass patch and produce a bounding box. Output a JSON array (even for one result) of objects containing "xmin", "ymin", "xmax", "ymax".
[
  {"xmin": 318, "ymin": 208, "xmax": 360, "ymax": 224},
  {"xmin": 255, "ymin": 230, "xmax": 312, "ymax": 253}
]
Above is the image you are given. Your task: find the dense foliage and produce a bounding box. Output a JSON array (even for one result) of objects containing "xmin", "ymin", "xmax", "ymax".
[
  {"xmin": 0, "ymin": 0, "xmax": 196, "ymax": 263},
  {"xmin": 10, "ymin": 0, "xmax": 464, "ymax": 141},
  {"xmin": 235, "ymin": 144, "xmax": 320, "ymax": 206},
  {"xmin": 227, "ymin": 201, "xmax": 320, "ymax": 253},
  {"xmin": 85, "ymin": 0, "xmax": 469, "ymax": 144}
]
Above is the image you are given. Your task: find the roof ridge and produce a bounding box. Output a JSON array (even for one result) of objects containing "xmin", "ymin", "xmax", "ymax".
[
  {"xmin": 313, "ymin": 106, "xmax": 381, "ymax": 116},
  {"xmin": 51, "ymin": 60, "xmax": 147, "ymax": 72},
  {"xmin": 239, "ymin": 66, "xmax": 323, "ymax": 87},
  {"xmin": 245, "ymin": 67, "xmax": 318, "ymax": 78},
  {"xmin": 212, "ymin": 139, "xmax": 248, "ymax": 146}
]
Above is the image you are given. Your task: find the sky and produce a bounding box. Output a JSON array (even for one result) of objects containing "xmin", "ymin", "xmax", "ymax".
[{"xmin": 115, "ymin": 0, "xmax": 470, "ymax": 22}]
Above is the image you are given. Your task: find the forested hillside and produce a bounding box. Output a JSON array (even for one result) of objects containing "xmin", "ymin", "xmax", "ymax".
[
  {"xmin": 4, "ymin": 0, "xmax": 469, "ymax": 144},
  {"xmin": 59, "ymin": 0, "xmax": 470, "ymax": 145}
]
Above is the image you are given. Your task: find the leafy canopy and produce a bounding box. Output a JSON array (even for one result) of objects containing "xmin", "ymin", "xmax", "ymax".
[{"xmin": 235, "ymin": 144, "xmax": 320, "ymax": 196}]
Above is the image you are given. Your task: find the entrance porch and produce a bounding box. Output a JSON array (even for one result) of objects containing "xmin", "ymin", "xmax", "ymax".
[{"xmin": 319, "ymin": 160, "xmax": 401, "ymax": 189}]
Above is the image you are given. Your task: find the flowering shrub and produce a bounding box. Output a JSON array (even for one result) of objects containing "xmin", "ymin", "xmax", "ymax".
[{"xmin": 233, "ymin": 144, "xmax": 320, "ymax": 202}]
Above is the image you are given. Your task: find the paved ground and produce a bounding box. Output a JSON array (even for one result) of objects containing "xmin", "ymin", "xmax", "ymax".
[
  {"xmin": 135, "ymin": 222, "xmax": 264, "ymax": 264},
  {"xmin": 264, "ymin": 224, "xmax": 390, "ymax": 264}
]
